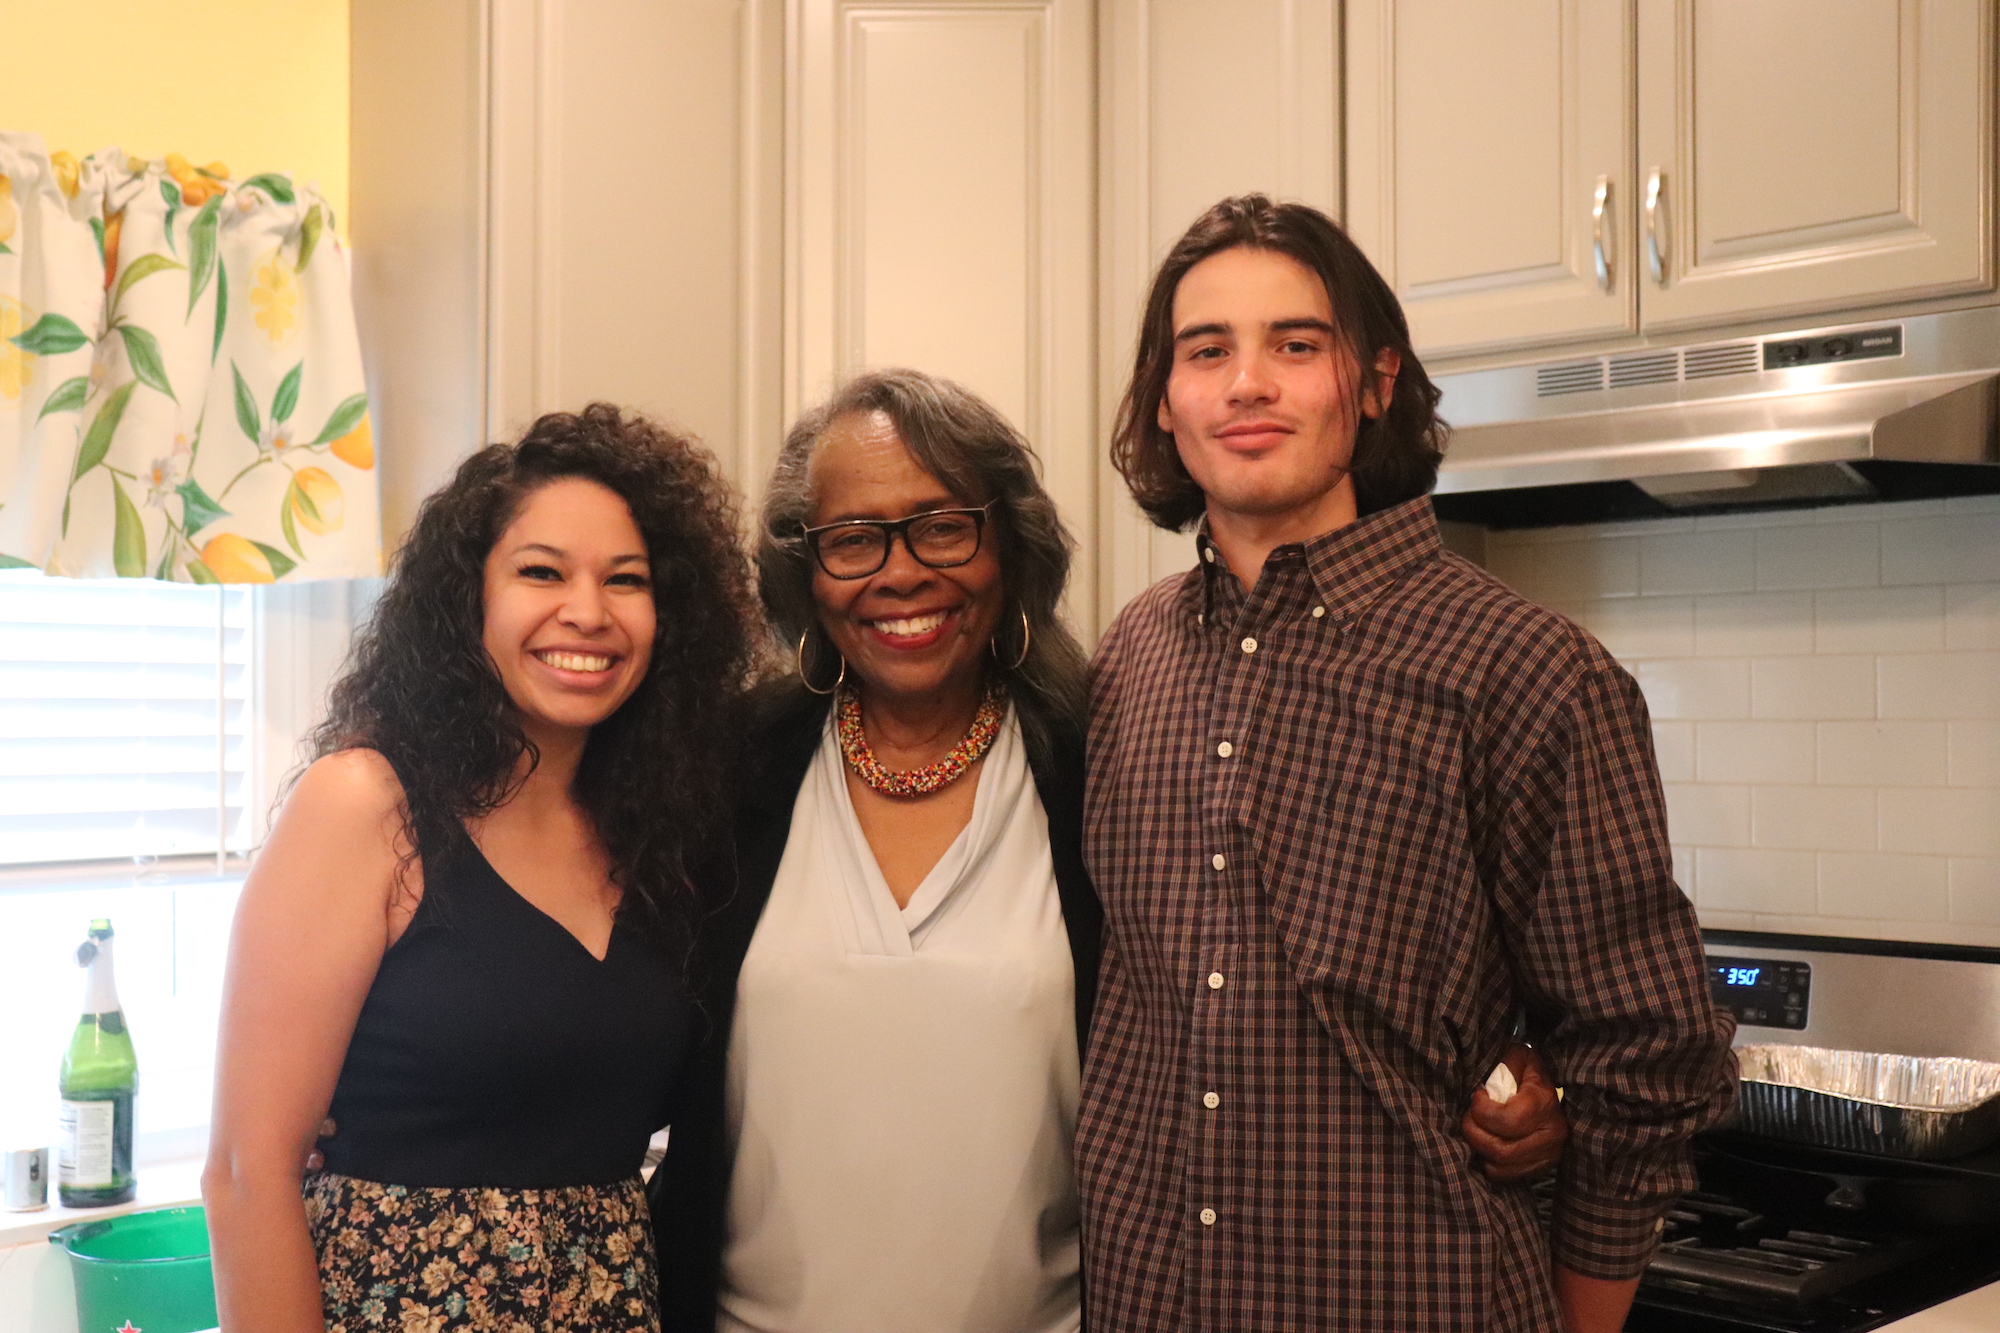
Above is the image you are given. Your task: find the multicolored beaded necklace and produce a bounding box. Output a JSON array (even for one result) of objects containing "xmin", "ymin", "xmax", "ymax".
[{"xmin": 835, "ymin": 680, "xmax": 1006, "ymax": 798}]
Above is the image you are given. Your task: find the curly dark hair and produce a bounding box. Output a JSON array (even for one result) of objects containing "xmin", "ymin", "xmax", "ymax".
[
  {"xmin": 1111, "ymin": 194, "xmax": 1448, "ymax": 530},
  {"xmin": 757, "ymin": 369, "xmax": 1088, "ymax": 764},
  {"xmin": 309, "ymin": 403, "xmax": 758, "ymax": 957}
]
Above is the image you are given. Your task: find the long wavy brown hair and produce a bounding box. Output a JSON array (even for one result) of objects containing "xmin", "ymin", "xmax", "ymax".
[{"xmin": 308, "ymin": 404, "xmax": 759, "ymax": 958}]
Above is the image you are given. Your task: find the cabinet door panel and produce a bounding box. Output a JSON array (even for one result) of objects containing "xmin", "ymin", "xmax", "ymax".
[
  {"xmin": 1346, "ymin": 0, "xmax": 1636, "ymax": 359},
  {"xmin": 1098, "ymin": 0, "xmax": 1342, "ymax": 625},
  {"xmin": 792, "ymin": 0, "xmax": 1098, "ymax": 623},
  {"xmin": 1636, "ymin": 0, "xmax": 1995, "ymax": 331}
]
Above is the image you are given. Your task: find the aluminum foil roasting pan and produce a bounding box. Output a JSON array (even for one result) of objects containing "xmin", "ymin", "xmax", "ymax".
[{"xmin": 1733, "ymin": 1044, "xmax": 2000, "ymax": 1161}]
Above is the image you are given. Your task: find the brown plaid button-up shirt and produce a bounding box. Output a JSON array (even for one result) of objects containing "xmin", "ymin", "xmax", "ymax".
[{"xmin": 1079, "ymin": 497, "xmax": 1737, "ymax": 1332}]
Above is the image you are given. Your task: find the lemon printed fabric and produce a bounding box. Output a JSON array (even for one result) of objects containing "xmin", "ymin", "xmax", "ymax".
[{"xmin": 0, "ymin": 131, "xmax": 379, "ymax": 582}]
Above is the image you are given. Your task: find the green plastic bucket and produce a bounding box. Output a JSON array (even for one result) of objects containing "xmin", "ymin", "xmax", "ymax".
[{"xmin": 48, "ymin": 1205, "xmax": 218, "ymax": 1333}]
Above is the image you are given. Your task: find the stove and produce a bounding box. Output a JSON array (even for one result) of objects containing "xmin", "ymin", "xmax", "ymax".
[{"xmin": 1621, "ymin": 931, "xmax": 2000, "ymax": 1332}]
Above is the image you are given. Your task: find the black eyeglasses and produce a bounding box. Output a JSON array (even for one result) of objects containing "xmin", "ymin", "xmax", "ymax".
[{"xmin": 799, "ymin": 503, "xmax": 994, "ymax": 579}]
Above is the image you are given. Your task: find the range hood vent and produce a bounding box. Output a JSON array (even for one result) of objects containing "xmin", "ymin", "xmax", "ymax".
[{"xmin": 1433, "ymin": 308, "xmax": 2000, "ymax": 529}]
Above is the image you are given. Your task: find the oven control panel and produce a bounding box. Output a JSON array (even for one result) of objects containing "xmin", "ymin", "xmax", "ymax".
[{"xmin": 1706, "ymin": 956, "xmax": 1811, "ymax": 1030}]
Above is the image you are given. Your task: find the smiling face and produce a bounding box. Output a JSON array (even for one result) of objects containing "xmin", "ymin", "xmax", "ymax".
[
  {"xmin": 1158, "ymin": 245, "xmax": 1399, "ymax": 539},
  {"xmin": 481, "ymin": 476, "xmax": 656, "ymax": 746},
  {"xmin": 807, "ymin": 411, "xmax": 1004, "ymax": 710}
]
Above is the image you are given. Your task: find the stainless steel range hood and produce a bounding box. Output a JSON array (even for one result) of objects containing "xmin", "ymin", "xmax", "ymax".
[{"xmin": 1430, "ymin": 307, "xmax": 2000, "ymax": 529}]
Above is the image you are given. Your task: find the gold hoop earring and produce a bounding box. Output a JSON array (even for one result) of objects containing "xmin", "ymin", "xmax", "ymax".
[
  {"xmin": 797, "ymin": 630, "xmax": 847, "ymax": 696},
  {"xmin": 991, "ymin": 607, "xmax": 1031, "ymax": 671}
]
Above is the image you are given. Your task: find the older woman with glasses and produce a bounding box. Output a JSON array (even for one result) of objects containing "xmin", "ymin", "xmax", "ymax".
[{"xmin": 648, "ymin": 368, "xmax": 1565, "ymax": 1333}]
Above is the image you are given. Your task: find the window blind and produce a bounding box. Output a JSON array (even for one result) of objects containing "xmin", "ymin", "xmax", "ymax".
[{"xmin": 0, "ymin": 571, "xmax": 251, "ymax": 868}]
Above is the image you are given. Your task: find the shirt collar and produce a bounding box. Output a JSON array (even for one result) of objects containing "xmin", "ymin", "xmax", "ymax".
[{"xmin": 1189, "ymin": 497, "xmax": 1443, "ymax": 625}]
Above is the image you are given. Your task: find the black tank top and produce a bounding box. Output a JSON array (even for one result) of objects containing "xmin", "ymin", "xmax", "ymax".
[{"xmin": 320, "ymin": 834, "xmax": 690, "ymax": 1188}]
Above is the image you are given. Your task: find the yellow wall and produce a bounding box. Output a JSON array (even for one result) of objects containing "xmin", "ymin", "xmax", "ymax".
[{"xmin": 0, "ymin": 0, "xmax": 349, "ymax": 222}]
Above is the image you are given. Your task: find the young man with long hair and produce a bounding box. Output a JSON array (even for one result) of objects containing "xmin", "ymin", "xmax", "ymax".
[{"xmin": 1081, "ymin": 196, "xmax": 1737, "ymax": 1333}]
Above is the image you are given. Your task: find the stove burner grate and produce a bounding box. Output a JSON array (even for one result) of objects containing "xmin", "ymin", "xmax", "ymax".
[
  {"xmin": 1648, "ymin": 1224, "xmax": 1936, "ymax": 1308},
  {"xmin": 1535, "ymin": 1184, "xmax": 1942, "ymax": 1316}
]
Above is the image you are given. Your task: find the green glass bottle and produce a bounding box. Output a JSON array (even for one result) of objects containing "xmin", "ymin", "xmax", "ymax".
[{"xmin": 57, "ymin": 919, "xmax": 137, "ymax": 1208}]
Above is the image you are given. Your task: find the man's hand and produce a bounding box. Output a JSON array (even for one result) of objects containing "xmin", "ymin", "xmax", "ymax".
[
  {"xmin": 303, "ymin": 1117, "xmax": 335, "ymax": 1173},
  {"xmin": 1463, "ymin": 1044, "xmax": 1567, "ymax": 1181}
]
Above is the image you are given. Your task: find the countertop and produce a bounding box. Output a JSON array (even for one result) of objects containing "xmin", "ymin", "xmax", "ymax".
[{"xmin": 1877, "ymin": 1279, "xmax": 2000, "ymax": 1330}]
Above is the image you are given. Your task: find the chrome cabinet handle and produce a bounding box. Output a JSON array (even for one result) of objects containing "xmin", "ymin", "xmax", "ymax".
[
  {"xmin": 1591, "ymin": 176, "xmax": 1614, "ymax": 292},
  {"xmin": 1644, "ymin": 168, "xmax": 1668, "ymax": 285}
]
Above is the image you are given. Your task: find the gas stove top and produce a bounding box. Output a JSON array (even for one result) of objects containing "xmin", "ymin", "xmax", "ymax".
[
  {"xmin": 1622, "ymin": 1150, "xmax": 2000, "ymax": 1332},
  {"xmin": 1618, "ymin": 931, "xmax": 2000, "ymax": 1333}
]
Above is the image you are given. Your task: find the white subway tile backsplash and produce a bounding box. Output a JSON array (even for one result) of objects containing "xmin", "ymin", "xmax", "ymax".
[
  {"xmin": 1565, "ymin": 516, "xmax": 1697, "ymax": 540},
  {"xmin": 1564, "ymin": 597, "xmax": 1694, "ymax": 659},
  {"xmin": 1652, "ymin": 721, "xmax": 1696, "ymax": 782},
  {"xmin": 1747, "ymin": 913, "xmax": 1892, "ymax": 939},
  {"xmin": 1945, "ymin": 583, "xmax": 2000, "ymax": 650},
  {"xmin": 1878, "ymin": 652, "xmax": 2000, "ymax": 719},
  {"xmin": 1882, "ymin": 514, "xmax": 2000, "ymax": 586},
  {"xmin": 1482, "ymin": 542, "xmax": 1540, "ymax": 599},
  {"xmin": 1642, "ymin": 530, "xmax": 1755, "ymax": 595},
  {"xmin": 1753, "ymin": 786, "xmax": 1876, "ymax": 851},
  {"xmin": 1482, "ymin": 503, "xmax": 1999, "ymax": 943},
  {"xmin": 1637, "ymin": 659, "xmax": 1751, "ymax": 720},
  {"xmin": 1696, "ymin": 508, "xmax": 1816, "ymax": 531},
  {"xmin": 1888, "ymin": 920, "xmax": 2000, "ymax": 949},
  {"xmin": 1751, "ymin": 656, "xmax": 1876, "ymax": 720},
  {"xmin": 1950, "ymin": 721, "xmax": 2000, "ymax": 787},
  {"xmin": 1665, "ymin": 783, "xmax": 1751, "ymax": 847},
  {"xmin": 1818, "ymin": 722, "xmax": 1948, "ymax": 787},
  {"xmin": 1537, "ymin": 537, "xmax": 1639, "ymax": 602},
  {"xmin": 1822, "ymin": 499, "xmax": 1946, "ymax": 524},
  {"xmin": 1879, "ymin": 788, "xmax": 2000, "ymax": 859},
  {"xmin": 1695, "ymin": 592, "xmax": 1814, "ymax": 656},
  {"xmin": 1950, "ymin": 858, "xmax": 2000, "ymax": 925},
  {"xmin": 1814, "ymin": 587, "xmax": 1945, "ymax": 655},
  {"xmin": 1818, "ymin": 851, "xmax": 1948, "ymax": 921},
  {"xmin": 1697, "ymin": 722, "xmax": 1818, "ymax": 784},
  {"xmin": 1698, "ymin": 848, "xmax": 1817, "ymax": 914},
  {"xmin": 1755, "ymin": 523, "xmax": 1879, "ymax": 590}
]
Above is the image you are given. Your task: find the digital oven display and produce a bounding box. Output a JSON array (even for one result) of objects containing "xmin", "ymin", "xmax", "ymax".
[{"xmin": 1705, "ymin": 956, "xmax": 1811, "ymax": 1030}]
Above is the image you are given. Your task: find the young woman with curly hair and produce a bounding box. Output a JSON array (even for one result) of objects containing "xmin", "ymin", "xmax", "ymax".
[{"xmin": 204, "ymin": 404, "xmax": 757, "ymax": 1333}]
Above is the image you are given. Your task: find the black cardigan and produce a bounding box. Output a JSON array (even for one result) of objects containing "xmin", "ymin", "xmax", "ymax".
[{"xmin": 649, "ymin": 684, "xmax": 1102, "ymax": 1330}]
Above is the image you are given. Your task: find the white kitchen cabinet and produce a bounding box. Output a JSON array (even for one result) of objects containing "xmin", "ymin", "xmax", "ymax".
[
  {"xmin": 1344, "ymin": 0, "xmax": 1636, "ymax": 360},
  {"xmin": 349, "ymin": 0, "xmax": 758, "ymax": 543},
  {"xmin": 1634, "ymin": 0, "xmax": 1994, "ymax": 333},
  {"xmin": 1096, "ymin": 0, "xmax": 1342, "ymax": 610},
  {"xmin": 1344, "ymin": 0, "xmax": 1996, "ymax": 362},
  {"xmin": 785, "ymin": 0, "xmax": 1098, "ymax": 622}
]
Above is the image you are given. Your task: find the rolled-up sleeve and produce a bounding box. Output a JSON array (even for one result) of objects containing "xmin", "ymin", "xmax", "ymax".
[{"xmin": 1498, "ymin": 665, "xmax": 1739, "ymax": 1279}]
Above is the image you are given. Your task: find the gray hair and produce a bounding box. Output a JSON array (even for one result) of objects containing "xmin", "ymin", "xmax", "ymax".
[{"xmin": 758, "ymin": 368, "xmax": 1088, "ymax": 757}]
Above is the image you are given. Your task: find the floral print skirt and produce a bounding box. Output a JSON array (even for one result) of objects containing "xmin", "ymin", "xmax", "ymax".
[{"xmin": 303, "ymin": 1171, "xmax": 659, "ymax": 1332}]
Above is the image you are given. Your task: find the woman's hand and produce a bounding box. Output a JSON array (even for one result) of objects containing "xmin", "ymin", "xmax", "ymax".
[{"xmin": 1462, "ymin": 1043, "xmax": 1567, "ymax": 1181}]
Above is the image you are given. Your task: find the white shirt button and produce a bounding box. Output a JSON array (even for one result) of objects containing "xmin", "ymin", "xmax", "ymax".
[
  {"xmin": 1211, "ymin": 853, "xmax": 1226, "ymax": 870},
  {"xmin": 1200, "ymin": 1207, "xmax": 1218, "ymax": 1226},
  {"xmin": 1202, "ymin": 546, "xmax": 1215, "ymax": 563},
  {"xmin": 1216, "ymin": 741, "xmax": 1233, "ymax": 758},
  {"xmin": 1203, "ymin": 1091, "xmax": 1220, "ymax": 1109},
  {"xmin": 1196, "ymin": 612, "xmax": 1204, "ymax": 626},
  {"xmin": 1311, "ymin": 605, "xmax": 1326, "ymax": 619},
  {"xmin": 1208, "ymin": 971, "xmax": 1225, "ymax": 990},
  {"xmin": 1240, "ymin": 636, "xmax": 1258, "ymax": 654}
]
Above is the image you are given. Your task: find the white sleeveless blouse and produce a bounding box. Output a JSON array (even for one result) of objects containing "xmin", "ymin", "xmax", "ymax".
[{"xmin": 718, "ymin": 708, "xmax": 1083, "ymax": 1333}]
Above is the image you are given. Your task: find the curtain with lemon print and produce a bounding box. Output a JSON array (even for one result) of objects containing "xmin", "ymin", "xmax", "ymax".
[{"xmin": 0, "ymin": 131, "xmax": 379, "ymax": 583}]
